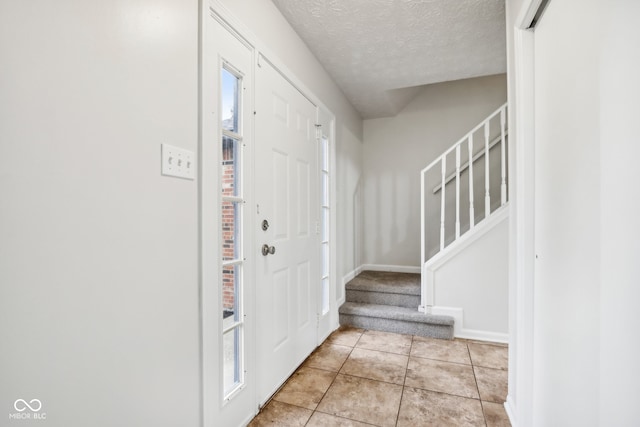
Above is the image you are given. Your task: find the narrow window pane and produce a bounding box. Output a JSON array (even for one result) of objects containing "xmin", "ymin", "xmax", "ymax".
[
  {"xmin": 321, "ymin": 278, "xmax": 330, "ymax": 315},
  {"xmin": 321, "ymin": 137, "xmax": 329, "ymax": 171},
  {"xmin": 223, "ymin": 327, "xmax": 242, "ymax": 395},
  {"xmin": 322, "ymin": 243, "xmax": 329, "ymax": 278},
  {"xmin": 222, "ymin": 264, "xmax": 241, "ymax": 322},
  {"xmin": 222, "ymin": 136, "xmax": 241, "ymax": 197},
  {"xmin": 221, "ymin": 69, "xmax": 239, "ymax": 133},
  {"xmin": 321, "ymin": 172, "xmax": 329, "ymax": 206},
  {"xmin": 221, "ymin": 201, "xmax": 241, "ymax": 261},
  {"xmin": 322, "ymin": 208, "xmax": 329, "ymax": 242}
]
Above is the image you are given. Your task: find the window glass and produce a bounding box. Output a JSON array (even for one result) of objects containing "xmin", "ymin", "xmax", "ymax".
[
  {"xmin": 221, "ymin": 69, "xmax": 239, "ymax": 133},
  {"xmin": 223, "ymin": 328, "xmax": 241, "ymax": 395}
]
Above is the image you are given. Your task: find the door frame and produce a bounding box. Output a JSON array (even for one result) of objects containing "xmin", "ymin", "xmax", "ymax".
[
  {"xmin": 200, "ymin": 7, "xmax": 258, "ymax": 427},
  {"xmin": 200, "ymin": 1, "xmax": 339, "ymax": 425},
  {"xmin": 506, "ymin": 0, "xmax": 545, "ymax": 425},
  {"xmin": 316, "ymin": 108, "xmax": 338, "ymax": 342}
]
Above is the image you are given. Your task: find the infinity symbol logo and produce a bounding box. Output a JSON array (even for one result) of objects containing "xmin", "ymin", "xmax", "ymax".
[{"xmin": 14, "ymin": 399, "xmax": 42, "ymax": 412}]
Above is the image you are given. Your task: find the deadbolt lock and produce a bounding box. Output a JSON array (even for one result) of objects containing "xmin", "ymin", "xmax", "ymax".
[{"xmin": 262, "ymin": 219, "xmax": 269, "ymax": 231}]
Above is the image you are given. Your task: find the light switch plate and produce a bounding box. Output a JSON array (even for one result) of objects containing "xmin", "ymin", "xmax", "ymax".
[{"xmin": 161, "ymin": 144, "xmax": 195, "ymax": 180}]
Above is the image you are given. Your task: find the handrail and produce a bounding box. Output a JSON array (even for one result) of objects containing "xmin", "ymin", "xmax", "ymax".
[
  {"xmin": 421, "ymin": 103, "xmax": 507, "ymax": 174},
  {"xmin": 420, "ymin": 102, "xmax": 508, "ymax": 297},
  {"xmin": 432, "ymin": 130, "xmax": 508, "ymax": 194}
]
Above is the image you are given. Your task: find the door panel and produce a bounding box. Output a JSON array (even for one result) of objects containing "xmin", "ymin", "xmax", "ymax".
[
  {"xmin": 297, "ymin": 160, "xmax": 310, "ymax": 237},
  {"xmin": 297, "ymin": 261, "xmax": 311, "ymax": 327},
  {"xmin": 272, "ymin": 267, "xmax": 290, "ymax": 348},
  {"xmin": 255, "ymin": 59, "xmax": 319, "ymax": 405},
  {"xmin": 272, "ymin": 151, "xmax": 289, "ymax": 240}
]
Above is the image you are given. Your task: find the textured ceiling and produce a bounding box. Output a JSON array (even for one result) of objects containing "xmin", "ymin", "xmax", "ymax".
[{"xmin": 272, "ymin": 0, "xmax": 506, "ymax": 119}]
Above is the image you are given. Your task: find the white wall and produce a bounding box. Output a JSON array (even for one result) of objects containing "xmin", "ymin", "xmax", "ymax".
[
  {"xmin": 336, "ymin": 129, "xmax": 363, "ymax": 296},
  {"xmin": 432, "ymin": 217, "xmax": 508, "ymax": 337},
  {"xmin": 533, "ymin": 1, "xmax": 600, "ymax": 424},
  {"xmin": 362, "ymin": 75, "xmax": 507, "ymax": 267},
  {"xmin": 218, "ymin": 0, "xmax": 364, "ymax": 293},
  {"xmin": 507, "ymin": 0, "xmax": 640, "ymax": 425},
  {"xmin": 599, "ymin": 3, "xmax": 640, "ymax": 424},
  {"xmin": 0, "ymin": 1, "xmax": 363, "ymax": 425},
  {"xmin": 0, "ymin": 1, "xmax": 200, "ymax": 427}
]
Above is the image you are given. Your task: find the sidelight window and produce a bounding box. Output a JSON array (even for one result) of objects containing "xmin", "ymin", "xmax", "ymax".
[
  {"xmin": 320, "ymin": 136, "xmax": 330, "ymax": 315},
  {"xmin": 220, "ymin": 66, "xmax": 245, "ymax": 398}
]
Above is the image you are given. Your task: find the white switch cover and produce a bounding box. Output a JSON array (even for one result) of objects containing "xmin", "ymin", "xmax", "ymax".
[{"xmin": 161, "ymin": 144, "xmax": 195, "ymax": 180}]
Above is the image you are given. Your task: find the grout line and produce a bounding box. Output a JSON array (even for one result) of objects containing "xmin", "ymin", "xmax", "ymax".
[
  {"xmin": 394, "ymin": 335, "xmax": 415, "ymax": 426},
  {"xmin": 303, "ymin": 329, "xmax": 363, "ymax": 427},
  {"xmin": 337, "ymin": 372, "xmax": 406, "ymax": 388},
  {"xmin": 312, "ymin": 408, "xmax": 379, "ymax": 426},
  {"xmin": 354, "ymin": 346, "xmax": 412, "ymax": 357},
  {"xmin": 467, "ymin": 342, "xmax": 488, "ymax": 427},
  {"xmin": 409, "ymin": 353, "xmax": 474, "ymax": 366}
]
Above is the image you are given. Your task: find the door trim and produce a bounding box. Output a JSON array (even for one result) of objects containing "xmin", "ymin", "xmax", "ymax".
[{"xmin": 200, "ymin": 1, "xmax": 339, "ymax": 425}]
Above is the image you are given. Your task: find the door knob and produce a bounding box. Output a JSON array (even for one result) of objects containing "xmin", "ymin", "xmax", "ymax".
[{"xmin": 262, "ymin": 244, "xmax": 276, "ymax": 256}]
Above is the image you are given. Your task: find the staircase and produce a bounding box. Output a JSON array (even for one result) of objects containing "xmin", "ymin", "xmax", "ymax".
[
  {"xmin": 338, "ymin": 104, "xmax": 509, "ymax": 342},
  {"xmin": 338, "ymin": 271, "xmax": 454, "ymax": 339},
  {"xmin": 420, "ymin": 103, "xmax": 509, "ymax": 313}
]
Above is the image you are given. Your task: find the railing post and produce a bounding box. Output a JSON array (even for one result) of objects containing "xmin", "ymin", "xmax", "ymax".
[
  {"xmin": 500, "ymin": 107, "xmax": 507, "ymax": 206},
  {"xmin": 455, "ymin": 144, "xmax": 461, "ymax": 239},
  {"xmin": 484, "ymin": 122, "xmax": 491, "ymax": 218},
  {"xmin": 420, "ymin": 170, "xmax": 425, "ymax": 271},
  {"xmin": 440, "ymin": 157, "xmax": 446, "ymax": 251},
  {"xmin": 468, "ymin": 135, "xmax": 475, "ymax": 229}
]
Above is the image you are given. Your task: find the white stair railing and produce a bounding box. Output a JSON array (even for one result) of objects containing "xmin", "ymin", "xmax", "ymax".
[{"xmin": 420, "ymin": 103, "xmax": 508, "ymax": 271}]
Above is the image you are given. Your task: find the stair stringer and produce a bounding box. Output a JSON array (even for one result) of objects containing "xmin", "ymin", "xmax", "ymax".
[{"xmin": 419, "ymin": 204, "xmax": 509, "ymax": 342}]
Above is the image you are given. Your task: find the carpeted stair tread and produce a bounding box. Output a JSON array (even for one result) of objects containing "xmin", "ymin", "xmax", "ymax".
[
  {"xmin": 339, "ymin": 302, "xmax": 453, "ymax": 326},
  {"xmin": 346, "ymin": 271, "xmax": 420, "ymax": 296}
]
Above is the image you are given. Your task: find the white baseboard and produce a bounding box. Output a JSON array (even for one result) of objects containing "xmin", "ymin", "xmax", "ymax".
[
  {"xmin": 504, "ymin": 395, "xmax": 517, "ymax": 427},
  {"xmin": 340, "ymin": 266, "xmax": 363, "ymax": 306},
  {"xmin": 360, "ymin": 264, "xmax": 421, "ymax": 274},
  {"xmin": 342, "ymin": 265, "xmax": 364, "ymax": 285},
  {"xmin": 431, "ymin": 306, "xmax": 509, "ymax": 343}
]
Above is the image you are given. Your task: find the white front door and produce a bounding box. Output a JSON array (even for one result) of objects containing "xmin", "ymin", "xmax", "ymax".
[{"xmin": 255, "ymin": 58, "xmax": 320, "ymax": 405}]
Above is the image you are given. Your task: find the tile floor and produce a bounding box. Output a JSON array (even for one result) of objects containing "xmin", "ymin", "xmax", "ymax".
[{"xmin": 248, "ymin": 326, "xmax": 511, "ymax": 427}]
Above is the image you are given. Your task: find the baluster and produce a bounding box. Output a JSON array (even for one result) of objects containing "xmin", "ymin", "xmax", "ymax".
[
  {"xmin": 484, "ymin": 122, "xmax": 491, "ymax": 218},
  {"xmin": 455, "ymin": 144, "xmax": 461, "ymax": 239},
  {"xmin": 420, "ymin": 170, "xmax": 425, "ymax": 269},
  {"xmin": 500, "ymin": 107, "xmax": 507, "ymax": 205},
  {"xmin": 440, "ymin": 157, "xmax": 446, "ymax": 251},
  {"xmin": 468, "ymin": 135, "xmax": 475, "ymax": 229}
]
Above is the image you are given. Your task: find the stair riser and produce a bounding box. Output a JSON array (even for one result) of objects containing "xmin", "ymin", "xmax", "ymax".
[
  {"xmin": 346, "ymin": 290, "xmax": 419, "ymax": 309},
  {"xmin": 339, "ymin": 313, "xmax": 454, "ymax": 340}
]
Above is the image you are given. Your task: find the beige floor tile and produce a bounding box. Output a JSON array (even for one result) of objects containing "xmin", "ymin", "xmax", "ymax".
[
  {"xmin": 397, "ymin": 387, "xmax": 485, "ymax": 427},
  {"xmin": 326, "ymin": 325, "xmax": 365, "ymax": 347},
  {"xmin": 248, "ymin": 400, "xmax": 312, "ymax": 427},
  {"xmin": 303, "ymin": 343, "xmax": 352, "ymax": 372},
  {"xmin": 468, "ymin": 342, "xmax": 508, "ymax": 370},
  {"xmin": 483, "ymin": 401, "xmax": 512, "ymax": 427},
  {"xmin": 355, "ymin": 330, "xmax": 413, "ymax": 355},
  {"xmin": 474, "ymin": 366, "xmax": 508, "ymax": 403},
  {"xmin": 340, "ymin": 347, "xmax": 408, "ymax": 385},
  {"xmin": 306, "ymin": 411, "xmax": 374, "ymax": 427},
  {"xmin": 273, "ymin": 367, "xmax": 337, "ymax": 410},
  {"xmin": 405, "ymin": 357, "xmax": 479, "ymax": 399},
  {"xmin": 317, "ymin": 374, "xmax": 403, "ymax": 427},
  {"xmin": 411, "ymin": 336, "xmax": 472, "ymax": 365}
]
